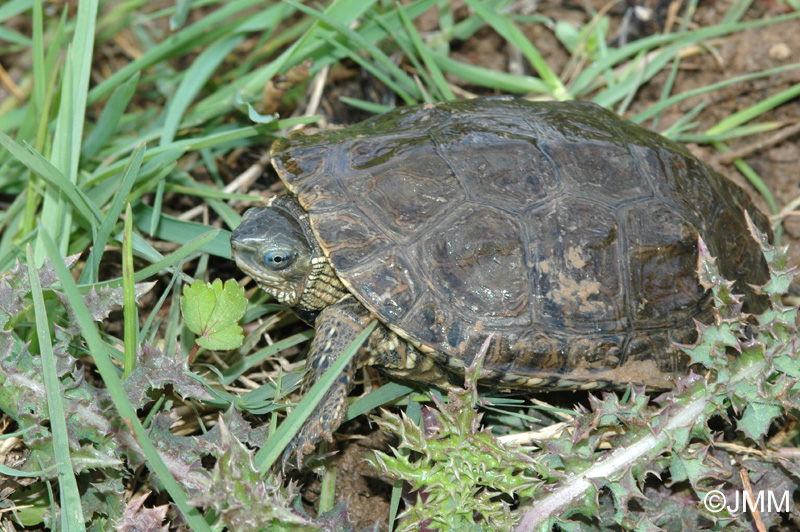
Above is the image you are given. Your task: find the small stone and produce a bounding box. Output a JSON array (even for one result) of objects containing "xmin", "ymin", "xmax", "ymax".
[
  {"xmin": 783, "ymin": 215, "xmax": 800, "ymax": 240},
  {"xmin": 769, "ymin": 43, "xmax": 791, "ymax": 61}
]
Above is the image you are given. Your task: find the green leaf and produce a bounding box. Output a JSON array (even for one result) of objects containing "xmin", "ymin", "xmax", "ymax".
[
  {"xmin": 554, "ymin": 21, "xmax": 581, "ymax": 53},
  {"xmin": 554, "ymin": 17, "xmax": 609, "ymax": 55},
  {"xmin": 737, "ymin": 402, "xmax": 782, "ymax": 442},
  {"xmin": 181, "ymin": 279, "xmax": 247, "ymax": 351},
  {"xmin": 233, "ymin": 91, "xmax": 280, "ymax": 125}
]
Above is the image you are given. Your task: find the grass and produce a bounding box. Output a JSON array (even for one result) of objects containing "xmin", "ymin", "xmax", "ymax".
[{"xmin": 1, "ymin": 0, "xmax": 799, "ymax": 530}]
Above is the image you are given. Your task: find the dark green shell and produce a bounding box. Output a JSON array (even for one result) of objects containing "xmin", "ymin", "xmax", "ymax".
[{"xmin": 271, "ymin": 96, "xmax": 769, "ymax": 389}]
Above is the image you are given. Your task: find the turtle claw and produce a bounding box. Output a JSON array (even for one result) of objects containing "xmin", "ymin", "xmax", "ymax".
[{"xmin": 280, "ymin": 375, "xmax": 350, "ymax": 471}]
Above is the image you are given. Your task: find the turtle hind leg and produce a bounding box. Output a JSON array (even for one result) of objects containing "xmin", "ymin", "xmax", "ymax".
[{"xmin": 281, "ymin": 296, "xmax": 375, "ymax": 470}]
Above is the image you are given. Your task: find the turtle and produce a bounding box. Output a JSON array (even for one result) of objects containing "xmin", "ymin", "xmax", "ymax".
[{"xmin": 230, "ymin": 96, "xmax": 770, "ymax": 468}]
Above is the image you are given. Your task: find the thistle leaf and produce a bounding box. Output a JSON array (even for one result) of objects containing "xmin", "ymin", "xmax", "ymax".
[{"xmin": 737, "ymin": 402, "xmax": 782, "ymax": 441}]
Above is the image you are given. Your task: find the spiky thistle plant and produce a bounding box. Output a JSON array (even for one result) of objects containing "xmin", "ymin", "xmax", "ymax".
[{"xmin": 371, "ymin": 339, "xmax": 542, "ymax": 532}]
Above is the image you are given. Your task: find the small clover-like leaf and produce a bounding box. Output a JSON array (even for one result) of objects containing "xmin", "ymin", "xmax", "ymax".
[{"xmin": 181, "ymin": 279, "xmax": 247, "ymax": 351}]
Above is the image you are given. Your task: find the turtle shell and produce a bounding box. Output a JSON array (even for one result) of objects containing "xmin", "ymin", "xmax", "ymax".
[{"xmin": 271, "ymin": 96, "xmax": 769, "ymax": 389}]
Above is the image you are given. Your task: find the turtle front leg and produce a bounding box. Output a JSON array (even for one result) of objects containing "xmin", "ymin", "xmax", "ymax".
[{"xmin": 282, "ymin": 296, "xmax": 375, "ymax": 469}]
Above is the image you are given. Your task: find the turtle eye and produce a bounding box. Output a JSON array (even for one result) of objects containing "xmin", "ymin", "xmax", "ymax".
[{"xmin": 264, "ymin": 250, "xmax": 295, "ymax": 270}]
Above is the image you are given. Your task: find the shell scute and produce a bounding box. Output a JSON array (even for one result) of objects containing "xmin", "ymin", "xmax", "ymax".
[
  {"xmin": 310, "ymin": 211, "xmax": 391, "ymax": 271},
  {"xmin": 343, "ymin": 250, "xmax": 417, "ymax": 322},
  {"xmin": 647, "ymin": 146, "xmax": 721, "ymax": 223},
  {"xmin": 542, "ymin": 134, "xmax": 653, "ymax": 207},
  {"xmin": 624, "ymin": 200, "xmax": 703, "ymax": 327},
  {"xmin": 412, "ymin": 203, "xmax": 531, "ymax": 324},
  {"xmin": 431, "ymin": 128, "xmax": 560, "ymax": 211},
  {"xmin": 398, "ymin": 290, "xmax": 454, "ymax": 354},
  {"xmin": 524, "ymin": 198, "xmax": 624, "ymax": 329},
  {"xmin": 341, "ymin": 142, "xmax": 465, "ymax": 241}
]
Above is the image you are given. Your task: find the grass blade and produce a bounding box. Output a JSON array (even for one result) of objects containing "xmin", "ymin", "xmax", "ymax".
[
  {"xmin": 89, "ymin": 229, "xmax": 221, "ymax": 292},
  {"xmin": 287, "ymin": 0, "xmax": 420, "ymax": 101},
  {"xmin": 0, "ymin": 463, "xmax": 57, "ymax": 478},
  {"xmin": 712, "ymin": 141, "xmax": 779, "ymax": 217},
  {"xmin": 0, "ymin": 0, "xmax": 31, "ymax": 22},
  {"xmin": 432, "ymin": 52, "xmax": 551, "ymax": 94},
  {"xmin": 69, "ymin": 0, "xmax": 98, "ymax": 176},
  {"xmin": 571, "ymin": 11, "xmax": 800, "ymax": 98},
  {"xmin": 0, "ymin": 133, "xmax": 101, "ymax": 226},
  {"xmin": 38, "ymin": 0, "xmax": 99, "ymax": 259},
  {"xmin": 26, "ymin": 245, "xmax": 86, "ymax": 531},
  {"xmin": 706, "ymin": 82, "xmax": 800, "ymax": 136},
  {"xmin": 31, "ymin": 0, "xmax": 45, "ymax": 114},
  {"xmin": 134, "ymin": 204, "xmax": 232, "ymax": 258},
  {"xmin": 81, "ymin": 143, "xmax": 145, "ymax": 284},
  {"xmin": 87, "ymin": 0, "xmax": 257, "ymax": 104},
  {"xmin": 345, "ymin": 382, "xmax": 414, "ymax": 421},
  {"xmin": 82, "ymin": 72, "xmax": 141, "ymax": 158},
  {"xmin": 40, "ymin": 48, "xmax": 74, "ymax": 261},
  {"xmin": 122, "ymin": 203, "xmax": 137, "ymax": 379},
  {"xmin": 396, "ymin": 2, "xmax": 454, "ymax": 101},
  {"xmin": 632, "ymin": 62, "xmax": 800, "ymax": 126},
  {"xmin": 339, "ymin": 96, "xmax": 394, "ymax": 114},
  {"xmin": 221, "ymin": 330, "xmax": 315, "ymax": 385},
  {"xmin": 161, "ymin": 35, "xmax": 244, "ymax": 145},
  {"xmin": 463, "ymin": 0, "xmax": 568, "ymax": 99}
]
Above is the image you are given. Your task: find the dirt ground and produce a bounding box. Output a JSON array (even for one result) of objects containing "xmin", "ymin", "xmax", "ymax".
[{"xmin": 309, "ymin": 1, "xmax": 800, "ymax": 529}]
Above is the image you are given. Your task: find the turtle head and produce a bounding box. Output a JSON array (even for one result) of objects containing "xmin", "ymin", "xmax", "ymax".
[{"xmin": 231, "ymin": 197, "xmax": 347, "ymax": 310}]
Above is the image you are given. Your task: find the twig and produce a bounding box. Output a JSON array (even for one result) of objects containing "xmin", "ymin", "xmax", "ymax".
[
  {"xmin": 739, "ymin": 468, "xmax": 767, "ymax": 532},
  {"xmin": 719, "ymin": 120, "xmax": 800, "ymax": 164}
]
